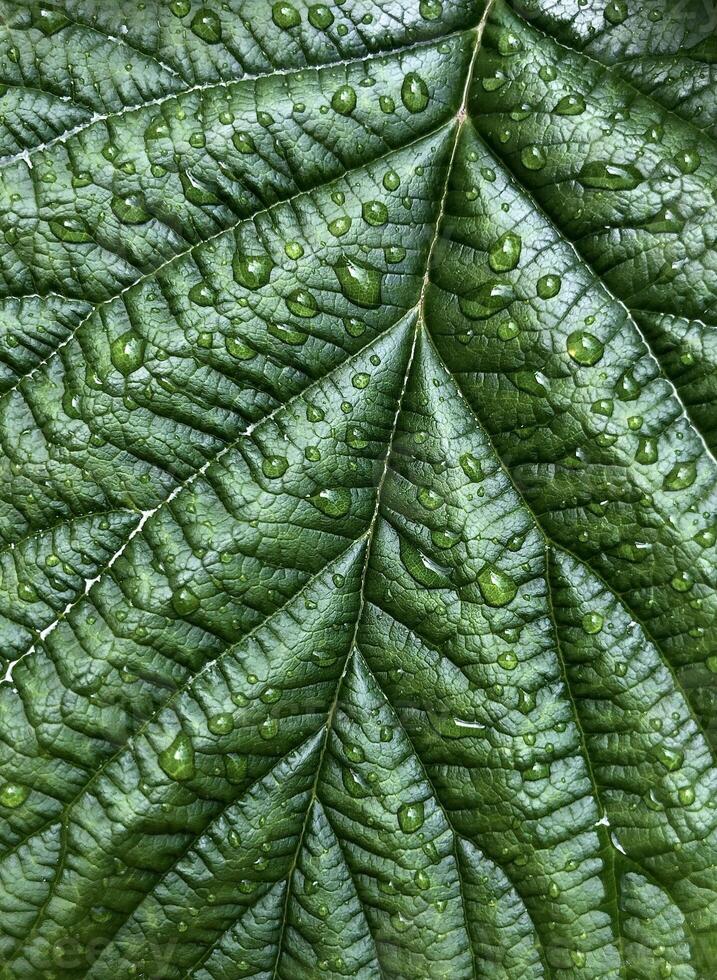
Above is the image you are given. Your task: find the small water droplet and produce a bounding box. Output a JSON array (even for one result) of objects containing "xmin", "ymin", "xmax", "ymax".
[
  {"xmin": 488, "ymin": 232, "xmax": 522, "ymax": 272},
  {"xmin": 566, "ymin": 330, "xmax": 603, "ymax": 366},
  {"xmin": 0, "ymin": 782, "xmax": 29, "ymax": 808},
  {"xmin": 234, "ymin": 253, "xmax": 273, "ymax": 289},
  {"xmin": 311, "ymin": 487, "xmax": 351, "ymax": 517},
  {"xmin": 191, "ymin": 7, "xmax": 222, "ymax": 42},
  {"xmin": 111, "ymin": 329, "xmax": 146, "ymax": 376},
  {"xmin": 334, "ymin": 255, "xmax": 382, "ymax": 308},
  {"xmin": 331, "ymin": 84, "xmax": 357, "ymax": 115},
  {"xmin": 581, "ymin": 611, "xmax": 603, "ymax": 634}
]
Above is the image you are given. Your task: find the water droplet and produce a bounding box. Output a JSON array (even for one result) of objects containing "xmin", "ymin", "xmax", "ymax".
[
  {"xmin": 111, "ymin": 329, "xmax": 146, "ymax": 376},
  {"xmin": 554, "ymin": 93, "xmax": 586, "ymax": 115},
  {"xmin": 677, "ymin": 785, "xmax": 695, "ymax": 806},
  {"xmin": 497, "ymin": 31, "xmax": 523, "ymax": 55},
  {"xmin": 343, "ymin": 766, "xmax": 370, "ymax": 798},
  {"xmin": 459, "ymin": 282, "xmax": 515, "ymax": 320},
  {"xmin": 537, "ymin": 274, "xmax": 561, "ymax": 299},
  {"xmin": 523, "ymin": 761, "xmax": 550, "ymax": 781},
  {"xmin": 286, "ymin": 289, "xmax": 319, "ymax": 318},
  {"xmin": 397, "ymin": 801, "xmax": 425, "ymax": 832},
  {"xmin": 331, "ymin": 85, "xmax": 357, "ymax": 115},
  {"xmin": 383, "ymin": 170, "xmax": 401, "ymax": 191},
  {"xmin": 31, "ymin": 7, "xmax": 70, "ymax": 34},
  {"xmin": 260, "ymin": 716, "xmax": 279, "ymax": 740},
  {"xmin": 191, "ymin": 8, "xmax": 222, "ymax": 43},
  {"xmin": 262, "ymin": 455, "xmax": 289, "ymax": 479},
  {"xmin": 488, "ymin": 232, "xmax": 522, "ymax": 272},
  {"xmin": 111, "ymin": 193, "xmax": 150, "ymax": 225},
  {"xmin": 663, "ymin": 461, "xmax": 697, "ymax": 491},
  {"xmin": 232, "ymin": 131, "xmax": 256, "ymax": 154},
  {"xmin": 233, "ymin": 253, "xmax": 273, "ymax": 289},
  {"xmin": 635, "ymin": 436, "xmax": 658, "ymax": 465},
  {"xmin": 401, "ymin": 73, "xmax": 429, "ymax": 113},
  {"xmin": 311, "ymin": 487, "xmax": 351, "ymax": 517},
  {"xmin": 362, "ymin": 200, "xmax": 388, "ymax": 226},
  {"xmin": 172, "ymin": 586, "xmax": 200, "ymax": 615},
  {"xmin": 570, "ymin": 949, "xmax": 587, "ymax": 968},
  {"xmin": 566, "ymin": 330, "xmax": 603, "ymax": 365},
  {"xmin": 188, "ymin": 282, "xmax": 216, "ymax": 307},
  {"xmin": 417, "ymin": 487, "xmax": 443, "ymax": 511},
  {"xmin": 49, "ymin": 215, "xmax": 92, "ymax": 244},
  {"xmin": 477, "ymin": 565, "xmax": 517, "ymax": 607},
  {"xmin": 497, "ymin": 650, "xmax": 518, "ymax": 670},
  {"xmin": 604, "ymin": 0, "xmax": 628, "ymax": 25},
  {"xmin": 674, "ymin": 148, "xmax": 701, "ymax": 174},
  {"xmin": 272, "ymin": 2, "xmax": 300, "ymax": 29},
  {"xmin": 208, "ymin": 713, "xmax": 234, "ymax": 735},
  {"xmin": 400, "ymin": 539, "xmax": 451, "ymax": 588},
  {"xmin": 458, "ymin": 452, "xmax": 484, "ymax": 482},
  {"xmin": 419, "ymin": 0, "xmax": 442, "ymax": 19},
  {"xmin": 581, "ymin": 611, "xmax": 603, "ymax": 634},
  {"xmin": 334, "ymin": 255, "xmax": 382, "ymax": 308},
  {"xmin": 652, "ymin": 745, "xmax": 683, "ymax": 772},
  {"xmin": 0, "ymin": 782, "xmax": 29, "ymax": 808},
  {"xmin": 170, "ymin": 0, "xmax": 191, "ymax": 16},
  {"xmin": 285, "ymin": 241, "xmax": 304, "ymax": 260},
  {"xmin": 308, "ymin": 3, "xmax": 334, "ymax": 29},
  {"xmin": 328, "ymin": 216, "xmax": 352, "ymax": 237},
  {"xmin": 158, "ymin": 732, "xmax": 195, "ymax": 781},
  {"xmin": 670, "ymin": 570, "xmax": 694, "ymax": 593},
  {"xmin": 226, "ymin": 336, "xmax": 256, "ymax": 360},
  {"xmin": 579, "ymin": 161, "xmax": 642, "ymax": 191},
  {"xmin": 520, "ymin": 146, "xmax": 547, "ymax": 170},
  {"xmin": 268, "ymin": 321, "xmax": 307, "ymax": 346}
]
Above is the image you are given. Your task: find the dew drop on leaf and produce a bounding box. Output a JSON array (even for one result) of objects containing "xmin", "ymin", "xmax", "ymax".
[
  {"xmin": 0, "ymin": 782, "xmax": 29, "ymax": 808},
  {"xmin": 331, "ymin": 85, "xmax": 357, "ymax": 116},
  {"xmin": 488, "ymin": 232, "xmax": 522, "ymax": 272},
  {"xmin": 191, "ymin": 8, "xmax": 222, "ymax": 43},
  {"xmin": 158, "ymin": 733, "xmax": 195, "ymax": 781},
  {"xmin": 397, "ymin": 801, "xmax": 425, "ymax": 832},
  {"xmin": 310, "ymin": 487, "xmax": 351, "ymax": 517},
  {"xmin": 478, "ymin": 565, "xmax": 517, "ymax": 607},
  {"xmin": 401, "ymin": 73, "xmax": 429, "ymax": 113},
  {"xmin": 581, "ymin": 611, "xmax": 604, "ymax": 634},
  {"xmin": 233, "ymin": 253, "xmax": 273, "ymax": 289},
  {"xmin": 334, "ymin": 255, "xmax": 383, "ymax": 308},
  {"xmin": 566, "ymin": 330, "xmax": 603, "ymax": 366},
  {"xmin": 111, "ymin": 330, "xmax": 146, "ymax": 376},
  {"xmin": 272, "ymin": 2, "xmax": 300, "ymax": 29}
]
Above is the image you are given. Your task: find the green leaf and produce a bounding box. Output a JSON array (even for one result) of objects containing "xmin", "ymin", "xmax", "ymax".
[{"xmin": 0, "ymin": 0, "xmax": 716, "ymax": 976}]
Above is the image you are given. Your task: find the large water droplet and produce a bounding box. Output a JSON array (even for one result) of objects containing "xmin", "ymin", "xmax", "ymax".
[
  {"xmin": 578, "ymin": 161, "xmax": 642, "ymax": 191},
  {"xmin": 262, "ymin": 455, "xmax": 289, "ymax": 479},
  {"xmin": 331, "ymin": 84, "xmax": 357, "ymax": 115},
  {"xmin": 208, "ymin": 712, "xmax": 234, "ymax": 735},
  {"xmin": 362, "ymin": 200, "xmax": 388, "ymax": 226},
  {"xmin": 49, "ymin": 215, "xmax": 92, "ymax": 244},
  {"xmin": 397, "ymin": 801, "xmax": 425, "ymax": 832},
  {"xmin": 310, "ymin": 487, "xmax": 351, "ymax": 517},
  {"xmin": 663, "ymin": 460, "xmax": 697, "ymax": 491},
  {"xmin": 172, "ymin": 586, "xmax": 200, "ymax": 615},
  {"xmin": 308, "ymin": 4, "xmax": 334, "ymax": 29},
  {"xmin": 477, "ymin": 564, "xmax": 517, "ymax": 607},
  {"xmin": 272, "ymin": 2, "xmax": 301, "ymax": 28},
  {"xmin": 401, "ymin": 73, "xmax": 429, "ymax": 113},
  {"xmin": 111, "ymin": 194, "xmax": 150, "ymax": 225},
  {"xmin": 234, "ymin": 252, "xmax": 273, "ymax": 290},
  {"xmin": 111, "ymin": 329, "xmax": 146, "ymax": 376},
  {"xmin": 459, "ymin": 282, "xmax": 514, "ymax": 320},
  {"xmin": 334, "ymin": 256, "xmax": 382, "ymax": 308},
  {"xmin": 554, "ymin": 93, "xmax": 586, "ymax": 115},
  {"xmin": 0, "ymin": 782, "xmax": 29, "ymax": 808},
  {"xmin": 566, "ymin": 330, "xmax": 603, "ymax": 366},
  {"xmin": 158, "ymin": 732, "xmax": 195, "ymax": 781},
  {"xmin": 400, "ymin": 539, "xmax": 452, "ymax": 588},
  {"xmin": 581, "ymin": 611, "xmax": 603, "ymax": 634},
  {"xmin": 488, "ymin": 232, "xmax": 522, "ymax": 272},
  {"xmin": 604, "ymin": 0, "xmax": 628, "ymax": 25},
  {"xmin": 191, "ymin": 8, "xmax": 222, "ymax": 43},
  {"xmin": 286, "ymin": 289, "xmax": 319, "ymax": 318},
  {"xmin": 652, "ymin": 744, "xmax": 683, "ymax": 772}
]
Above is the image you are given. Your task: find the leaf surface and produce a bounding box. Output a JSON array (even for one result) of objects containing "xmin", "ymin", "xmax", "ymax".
[{"xmin": 0, "ymin": 1, "xmax": 716, "ymax": 977}]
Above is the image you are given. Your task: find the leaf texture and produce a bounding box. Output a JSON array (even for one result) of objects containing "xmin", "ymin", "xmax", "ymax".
[{"xmin": 0, "ymin": 1, "xmax": 716, "ymax": 977}]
